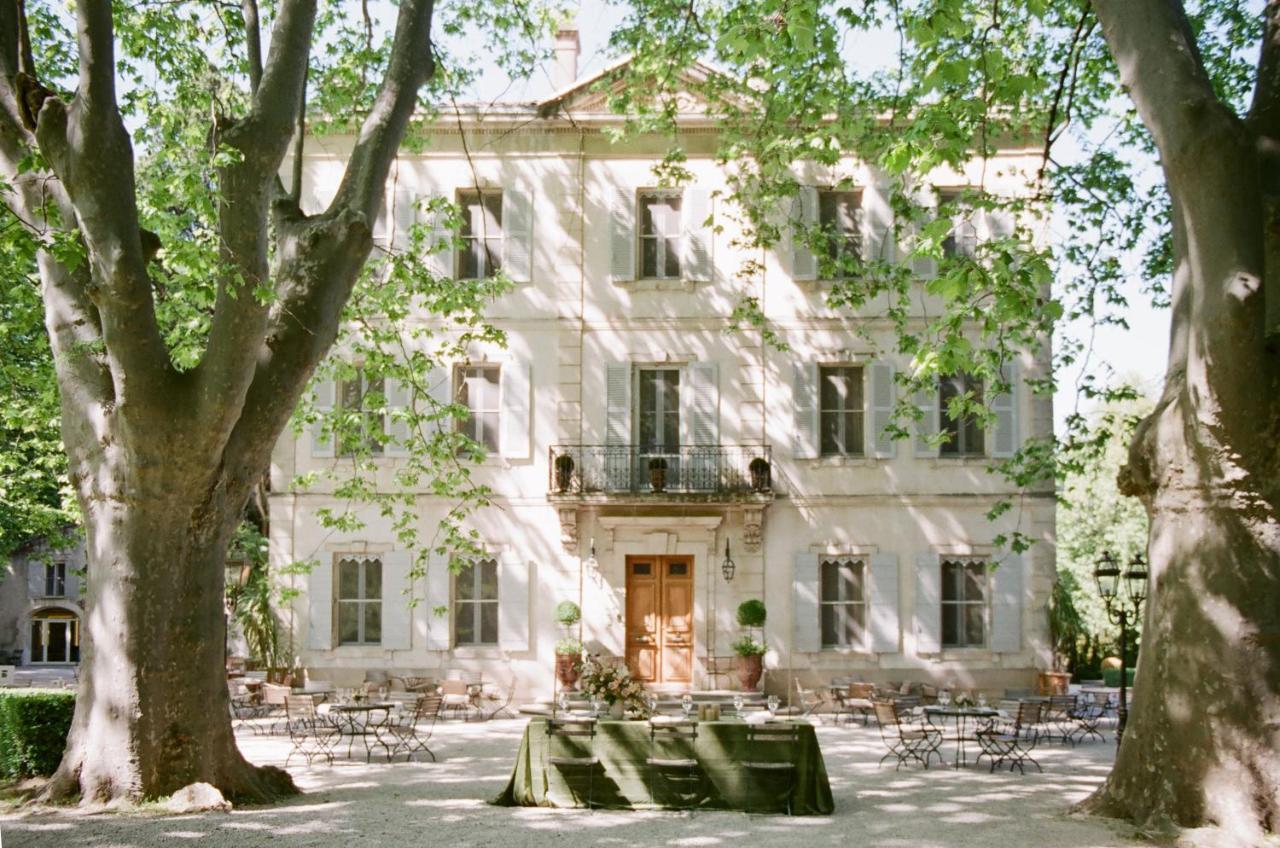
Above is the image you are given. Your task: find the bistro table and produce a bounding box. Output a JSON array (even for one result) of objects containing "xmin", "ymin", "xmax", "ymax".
[
  {"xmin": 493, "ymin": 716, "xmax": 834, "ymax": 814},
  {"xmin": 323, "ymin": 702, "xmax": 398, "ymax": 761},
  {"xmin": 922, "ymin": 705, "xmax": 999, "ymax": 769}
]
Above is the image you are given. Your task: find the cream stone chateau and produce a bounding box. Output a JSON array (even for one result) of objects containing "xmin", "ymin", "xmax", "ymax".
[{"xmin": 267, "ymin": 30, "xmax": 1056, "ymax": 700}]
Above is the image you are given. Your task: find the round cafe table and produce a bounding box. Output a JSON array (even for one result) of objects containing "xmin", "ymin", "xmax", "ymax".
[
  {"xmin": 324, "ymin": 702, "xmax": 398, "ymax": 762},
  {"xmin": 922, "ymin": 705, "xmax": 999, "ymax": 769}
]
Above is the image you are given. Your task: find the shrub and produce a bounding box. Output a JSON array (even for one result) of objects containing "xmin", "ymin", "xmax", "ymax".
[
  {"xmin": 0, "ymin": 690, "xmax": 75, "ymax": 779},
  {"xmin": 553, "ymin": 600, "xmax": 581, "ymax": 626},
  {"xmin": 1102, "ymin": 667, "xmax": 1136, "ymax": 688},
  {"xmin": 736, "ymin": 599, "xmax": 767, "ymax": 628},
  {"xmin": 731, "ymin": 635, "xmax": 766, "ymax": 657},
  {"xmin": 555, "ymin": 638, "xmax": 583, "ymax": 656}
]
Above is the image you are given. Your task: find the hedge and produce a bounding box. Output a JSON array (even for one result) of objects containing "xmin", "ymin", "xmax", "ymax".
[
  {"xmin": 0, "ymin": 690, "xmax": 75, "ymax": 779},
  {"xmin": 1102, "ymin": 667, "xmax": 1137, "ymax": 688}
]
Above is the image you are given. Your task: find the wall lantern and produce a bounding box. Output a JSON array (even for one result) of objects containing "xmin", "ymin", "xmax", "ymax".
[
  {"xmin": 721, "ymin": 539, "xmax": 736, "ymax": 583},
  {"xmin": 585, "ymin": 537, "xmax": 598, "ymax": 571}
]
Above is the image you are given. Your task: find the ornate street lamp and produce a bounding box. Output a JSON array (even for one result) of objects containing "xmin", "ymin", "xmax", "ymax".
[
  {"xmin": 721, "ymin": 539, "xmax": 736, "ymax": 583},
  {"xmin": 1094, "ymin": 550, "xmax": 1148, "ymax": 744}
]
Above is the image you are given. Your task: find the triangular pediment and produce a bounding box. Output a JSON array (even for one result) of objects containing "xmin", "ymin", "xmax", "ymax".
[{"xmin": 538, "ymin": 58, "xmax": 732, "ymax": 117}]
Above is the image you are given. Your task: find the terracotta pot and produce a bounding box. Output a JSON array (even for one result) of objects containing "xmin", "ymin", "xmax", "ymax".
[
  {"xmin": 1037, "ymin": 671, "xmax": 1072, "ymax": 696},
  {"xmin": 555, "ymin": 653, "xmax": 581, "ymax": 689},
  {"xmin": 737, "ymin": 654, "xmax": 763, "ymax": 691}
]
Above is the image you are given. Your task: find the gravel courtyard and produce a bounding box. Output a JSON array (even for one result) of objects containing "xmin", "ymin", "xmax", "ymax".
[{"xmin": 0, "ymin": 718, "xmax": 1144, "ymax": 848}]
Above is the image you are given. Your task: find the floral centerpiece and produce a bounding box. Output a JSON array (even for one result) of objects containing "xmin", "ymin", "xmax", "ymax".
[
  {"xmin": 578, "ymin": 657, "xmax": 645, "ymax": 713},
  {"xmin": 952, "ymin": 691, "xmax": 976, "ymax": 707}
]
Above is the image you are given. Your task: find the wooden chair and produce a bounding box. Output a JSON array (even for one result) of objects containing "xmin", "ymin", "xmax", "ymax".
[
  {"xmin": 440, "ymin": 678, "xmax": 474, "ymax": 720},
  {"xmin": 544, "ymin": 717, "xmax": 600, "ymax": 808},
  {"xmin": 834, "ymin": 682, "xmax": 876, "ymax": 725},
  {"xmin": 646, "ymin": 719, "xmax": 702, "ymax": 810},
  {"xmin": 283, "ymin": 694, "xmax": 337, "ymax": 767},
  {"xmin": 739, "ymin": 722, "xmax": 801, "ymax": 814},
  {"xmin": 792, "ymin": 678, "xmax": 825, "ymax": 719}
]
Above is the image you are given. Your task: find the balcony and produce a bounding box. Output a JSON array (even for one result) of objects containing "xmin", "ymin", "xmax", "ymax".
[{"xmin": 548, "ymin": 445, "xmax": 773, "ymax": 502}]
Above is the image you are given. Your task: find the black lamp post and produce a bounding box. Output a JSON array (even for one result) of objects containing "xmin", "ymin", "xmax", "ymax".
[
  {"xmin": 721, "ymin": 539, "xmax": 736, "ymax": 583},
  {"xmin": 1093, "ymin": 550, "xmax": 1148, "ymax": 744}
]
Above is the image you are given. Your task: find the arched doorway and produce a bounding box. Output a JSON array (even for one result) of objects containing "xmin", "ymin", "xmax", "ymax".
[{"xmin": 29, "ymin": 607, "xmax": 80, "ymax": 664}]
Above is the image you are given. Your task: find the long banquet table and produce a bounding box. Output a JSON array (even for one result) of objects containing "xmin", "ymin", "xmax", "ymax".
[{"xmin": 493, "ymin": 717, "xmax": 835, "ymax": 814}]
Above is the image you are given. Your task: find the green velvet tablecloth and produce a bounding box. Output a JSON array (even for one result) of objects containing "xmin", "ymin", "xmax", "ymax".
[{"xmin": 492, "ymin": 718, "xmax": 835, "ymax": 815}]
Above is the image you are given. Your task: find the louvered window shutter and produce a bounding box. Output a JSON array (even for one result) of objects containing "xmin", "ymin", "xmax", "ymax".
[
  {"xmin": 500, "ymin": 360, "xmax": 532, "ymax": 459},
  {"xmin": 497, "ymin": 551, "xmax": 531, "ymax": 652},
  {"xmin": 391, "ymin": 189, "xmax": 418, "ymax": 251},
  {"xmin": 681, "ymin": 361, "xmax": 719, "ymax": 485},
  {"xmin": 914, "ymin": 554, "xmax": 941, "ymax": 654},
  {"xmin": 869, "ymin": 360, "xmax": 896, "ymax": 458},
  {"xmin": 792, "ymin": 362, "xmax": 819, "ymax": 459},
  {"xmin": 605, "ymin": 363, "xmax": 631, "ymax": 444},
  {"xmin": 306, "ymin": 559, "xmax": 334, "ymax": 650},
  {"xmin": 793, "ymin": 552, "xmax": 820, "ymax": 653},
  {"xmin": 502, "ymin": 188, "xmax": 533, "ymax": 283},
  {"xmin": 990, "ymin": 555, "xmax": 1025, "ymax": 652},
  {"xmin": 863, "ymin": 182, "xmax": 895, "ymax": 263},
  {"xmin": 385, "ymin": 378, "xmax": 411, "ymax": 457},
  {"xmin": 914, "ymin": 380, "xmax": 939, "ymax": 457},
  {"xmin": 791, "ymin": 187, "xmax": 819, "ymax": 281},
  {"xmin": 423, "ymin": 553, "xmax": 451, "ymax": 650},
  {"xmin": 991, "ymin": 362, "xmax": 1019, "ymax": 458},
  {"xmin": 381, "ymin": 550, "xmax": 412, "ymax": 650},
  {"xmin": 426, "ymin": 194, "xmax": 456, "ymax": 279},
  {"xmin": 868, "ymin": 553, "xmax": 900, "ymax": 653},
  {"xmin": 609, "ymin": 188, "xmax": 636, "ymax": 282},
  {"xmin": 682, "ymin": 189, "xmax": 712, "ymax": 282},
  {"xmin": 311, "ymin": 378, "xmax": 336, "ymax": 458}
]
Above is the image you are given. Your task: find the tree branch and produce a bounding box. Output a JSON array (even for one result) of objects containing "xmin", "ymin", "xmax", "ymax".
[
  {"xmin": 236, "ymin": 0, "xmax": 315, "ymax": 169},
  {"xmin": 242, "ymin": 0, "xmax": 263, "ymax": 93},
  {"xmin": 1090, "ymin": 0, "xmax": 1231, "ymax": 171},
  {"xmin": 331, "ymin": 0, "xmax": 436, "ymax": 226}
]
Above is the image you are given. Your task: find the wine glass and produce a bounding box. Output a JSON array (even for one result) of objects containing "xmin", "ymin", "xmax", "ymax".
[
  {"xmin": 977, "ymin": 692, "xmax": 988, "ymax": 709},
  {"xmin": 557, "ymin": 691, "xmax": 569, "ymax": 714},
  {"xmin": 681, "ymin": 694, "xmax": 694, "ymax": 719},
  {"xmin": 767, "ymin": 695, "xmax": 780, "ymax": 716},
  {"xmin": 938, "ymin": 690, "xmax": 951, "ymax": 707},
  {"xmin": 733, "ymin": 693, "xmax": 745, "ymax": 714},
  {"xmin": 591, "ymin": 698, "xmax": 604, "ymax": 717},
  {"xmin": 644, "ymin": 692, "xmax": 658, "ymax": 716}
]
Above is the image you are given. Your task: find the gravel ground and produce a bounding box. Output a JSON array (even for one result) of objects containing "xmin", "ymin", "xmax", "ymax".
[{"xmin": 0, "ymin": 717, "xmax": 1147, "ymax": 848}]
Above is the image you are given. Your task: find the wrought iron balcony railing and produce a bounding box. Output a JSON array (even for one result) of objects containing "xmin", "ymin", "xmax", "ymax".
[{"xmin": 548, "ymin": 445, "xmax": 772, "ymax": 497}]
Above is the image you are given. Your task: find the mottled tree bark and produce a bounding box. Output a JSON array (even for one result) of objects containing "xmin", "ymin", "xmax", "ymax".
[
  {"xmin": 0, "ymin": 0, "xmax": 436, "ymax": 804},
  {"xmin": 1085, "ymin": 0, "xmax": 1280, "ymax": 838}
]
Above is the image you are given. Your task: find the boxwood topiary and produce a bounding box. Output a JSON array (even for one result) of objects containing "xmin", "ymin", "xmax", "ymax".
[
  {"xmin": 0, "ymin": 690, "xmax": 75, "ymax": 779},
  {"xmin": 554, "ymin": 600, "xmax": 581, "ymax": 626},
  {"xmin": 736, "ymin": 599, "xmax": 767, "ymax": 628}
]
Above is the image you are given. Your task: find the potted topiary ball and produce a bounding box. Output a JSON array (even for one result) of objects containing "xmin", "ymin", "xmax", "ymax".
[
  {"xmin": 648, "ymin": 457, "xmax": 668, "ymax": 492},
  {"xmin": 554, "ymin": 454, "xmax": 575, "ymax": 492},
  {"xmin": 748, "ymin": 457, "xmax": 771, "ymax": 492},
  {"xmin": 554, "ymin": 600, "xmax": 581, "ymax": 628},
  {"xmin": 736, "ymin": 599, "xmax": 767, "ymax": 629},
  {"xmin": 732, "ymin": 635, "xmax": 767, "ymax": 690}
]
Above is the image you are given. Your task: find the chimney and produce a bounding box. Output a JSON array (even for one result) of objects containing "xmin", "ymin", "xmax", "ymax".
[{"xmin": 553, "ymin": 25, "xmax": 579, "ymax": 90}]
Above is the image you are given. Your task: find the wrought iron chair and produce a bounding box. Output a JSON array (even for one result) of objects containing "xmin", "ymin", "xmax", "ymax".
[
  {"xmin": 1041, "ymin": 694, "xmax": 1082, "ymax": 746},
  {"xmin": 873, "ymin": 700, "xmax": 944, "ymax": 769},
  {"xmin": 480, "ymin": 678, "xmax": 518, "ymax": 720},
  {"xmin": 739, "ymin": 721, "xmax": 802, "ymax": 814},
  {"xmin": 792, "ymin": 678, "xmax": 825, "ymax": 719},
  {"xmin": 440, "ymin": 678, "xmax": 474, "ymax": 720},
  {"xmin": 833, "ymin": 682, "xmax": 876, "ymax": 726},
  {"xmin": 1072, "ymin": 692, "xmax": 1107, "ymax": 743},
  {"xmin": 646, "ymin": 719, "xmax": 702, "ymax": 810},
  {"xmin": 976, "ymin": 701, "xmax": 1043, "ymax": 773},
  {"xmin": 283, "ymin": 694, "xmax": 337, "ymax": 767},
  {"xmin": 544, "ymin": 717, "xmax": 601, "ymax": 809},
  {"xmin": 386, "ymin": 693, "xmax": 443, "ymax": 762}
]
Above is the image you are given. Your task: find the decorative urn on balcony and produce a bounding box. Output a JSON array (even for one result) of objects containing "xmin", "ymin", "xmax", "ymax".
[
  {"xmin": 554, "ymin": 454, "xmax": 575, "ymax": 493},
  {"xmin": 647, "ymin": 457, "xmax": 668, "ymax": 493},
  {"xmin": 748, "ymin": 457, "xmax": 771, "ymax": 492}
]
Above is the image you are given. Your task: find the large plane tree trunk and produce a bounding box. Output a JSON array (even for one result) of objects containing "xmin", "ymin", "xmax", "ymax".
[
  {"xmin": 0, "ymin": 0, "xmax": 437, "ymax": 805},
  {"xmin": 1085, "ymin": 1, "xmax": 1280, "ymax": 837}
]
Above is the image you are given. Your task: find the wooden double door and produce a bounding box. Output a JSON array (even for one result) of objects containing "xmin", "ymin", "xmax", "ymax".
[{"xmin": 625, "ymin": 555, "xmax": 694, "ymax": 685}]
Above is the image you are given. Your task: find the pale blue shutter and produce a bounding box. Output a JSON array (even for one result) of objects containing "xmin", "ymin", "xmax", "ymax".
[
  {"xmin": 609, "ymin": 188, "xmax": 636, "ymax": 282},
  {"xmin": 863, "ymin": 182, "xmax": 894, "ymax": 263},
  {"xmin": 605, "ymin": 362, "xmax": 632, "ymax": 489},
  {"xmin": 502, "ymin": 188, "xmax": 533, "ymax": 283},
  {"xmin": 385, "ymin": 377, "xmax": 411, "ymax": 458},
  {"xmin": 868, "ymin": 553, "xmax": 900, "ymax": 653},
  {"xmin": 311, "ymin": 378, "xmax": 336, "ymax": 458},
  {"xmin": 914, "ymin": 381, "xmax": 939, "ymax": 457},
  {"xmin": 869, "ymin": 360, "xmax": 896, "ymax": 458},
  {"xmin": 426, "ymin": 193, "xmax": 455, "ymax": 279},
  {"xmin": 306, "ymin": 559, "xmax": 334, "ymax": 650},
  {"xmin": 500, "ymin": 360, "xmax": 532, "ymax": 459},
  {"xmin": 991, "ymin": 362, "xmax": 1019, "ymax": 458},
  {"xmin": 682, "ymin": 188, "xmax": 712, "ymax": 282},
  {"xmin": 423, "ymin": 552, "xmax": 451, "ymax": 650},
  {"xmin": 793, "ymin": 552, "xmax": 821, "ymax": 654},
  {"xmin": 792, "ymin": 362, "xmax": 819, "ymax": 459},
  {"xmin": 391, "ymin": 188, "xmax": 418, "ymax": 251},
  {"xmin": 914, "ymin": 554, "xmax": 941, "ymax": 654},
  {"xmin": 381, "ymin": 550, "xmax": 412, "ymax": 650},
  {"xmin": 791, "ymin": 187, "xmax": 819, "ymax": 281},
  {"xmin": 682, "ymin": 361, "xmax": 719, "ymax": 487},
  {"xmin": 990, "ymin": 554, "xmax": 1025, "ymax": 652},
  {"xmin": 497, "ymin": 550, "xmax": 531, "ymax": 652}
]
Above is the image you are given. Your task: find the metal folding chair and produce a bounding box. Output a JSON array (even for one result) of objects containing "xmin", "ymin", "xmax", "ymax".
[
  {"xmin": 976, "ymin": 701, "xmax": 1043, "ymax": 773},
  {"xmin": 386, "ymin": 694, "xmax": 443, "ymax": 762},
  {"xmin": 646, "ymin": 719, "xmax": 702, "ymax": 810},
  {"xmin": 544, "ymin": 717, "xmax": 600, "ymax": 808},
  {"xmin": 873, "ymin": 700, "xmax": 943, "ymax": 769},
  {"xmin": 283, "ymin": 694, "xmax": 337, "ymax": 767},
  {"xmin": 739, "ymin": 722, "xmax": 801, "ymax": 814}
]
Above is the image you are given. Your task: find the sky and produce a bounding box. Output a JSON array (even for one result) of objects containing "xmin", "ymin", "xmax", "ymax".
[{"xmin": 445, "ymin": 0, "xmax": 1172, "ymax": 431}]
